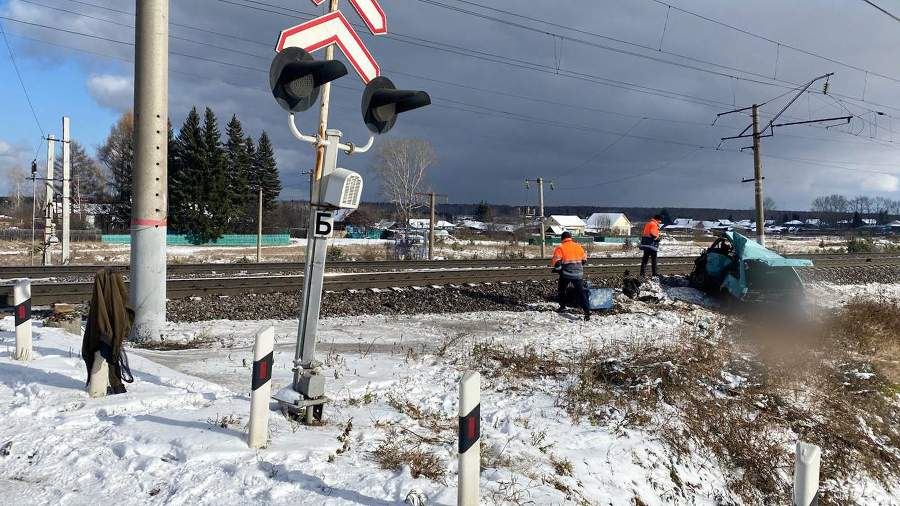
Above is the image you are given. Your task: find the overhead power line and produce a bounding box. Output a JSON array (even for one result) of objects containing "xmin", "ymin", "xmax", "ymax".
[
  {"xmin": 0, "ymin": 18, "xmax": 44, "ymax": 153},
  {"xmin": 418, "ymin": 0, "xmax": 900, "ymax": 115},
  {"xmin": 860, "ymin": 0, "xmax": 900, "ymax": 23},
  {"xmin": 5, "ymin": 6, "xmax": 900, "ymax": 182},
  {"xmin": 646, "ymin": 0, "xmax": 900, "ymax": 84}
]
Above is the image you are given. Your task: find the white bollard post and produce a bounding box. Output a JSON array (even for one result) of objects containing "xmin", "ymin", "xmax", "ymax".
[
  {"xmin": 87, "ymin": 350, "xmax": 109, "ymax": 398},
  {"xmin": 13, "ymin": 279, "xmax": 32, "ymax": 361},
  {"xmin": 793, "ymin": 441, "xmax": 821, "ymax": 506},
  {"xmin": 457, "ymin": 370, "xmax": 480, "ymax": 506},
  {"xmin": 249, "ymin": 326, "xmax": 275, "ymax": 449}
]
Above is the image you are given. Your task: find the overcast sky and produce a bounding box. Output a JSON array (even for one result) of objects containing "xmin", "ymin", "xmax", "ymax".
[{"xmin": 1, "ymin": 0, "xmax": 899, "ymax": 210}]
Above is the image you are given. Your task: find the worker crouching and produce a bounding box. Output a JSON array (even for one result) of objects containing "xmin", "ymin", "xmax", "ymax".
[
  {"xmin": 640, "ymin": 214, "xmax": 663, "ymax": 278},
  {"xmin": 551, "ymin": 231, "xmax": 591, "ymax": 321}
]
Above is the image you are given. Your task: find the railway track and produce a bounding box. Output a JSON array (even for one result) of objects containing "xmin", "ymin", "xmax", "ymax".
[
  {"xmin": 0, "ymin": 252, "xmax": 893, "ymax": 279},
  {"xmin": 3, "ymin": 253, "xmax": 899, "ymax": 305}
]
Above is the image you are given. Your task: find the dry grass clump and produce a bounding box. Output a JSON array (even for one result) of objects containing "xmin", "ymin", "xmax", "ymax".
[
  {"xmin": 472, "ymin": 343, "xmax": 567, "ymax": 381},
  {"xmin": 561, "ymin": 303, "xmax": 900, "ymax": 504},
  {"xmin": 371, "ymin": 430, "xmax": 447, "ymax": 482}
]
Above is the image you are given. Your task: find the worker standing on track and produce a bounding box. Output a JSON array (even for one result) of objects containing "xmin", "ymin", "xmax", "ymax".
[
  {"xmin": 550, "ymin": 231, "xmax": 591, "ymax": 321},
  {"xmin": 639, "ymin": 214, "xmax": 663, "ymax": 278}
]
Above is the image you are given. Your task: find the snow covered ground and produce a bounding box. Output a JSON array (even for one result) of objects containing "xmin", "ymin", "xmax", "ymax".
[{"xmin": 1, "ymin": 283, "xmax": 897, "ymax": 504}]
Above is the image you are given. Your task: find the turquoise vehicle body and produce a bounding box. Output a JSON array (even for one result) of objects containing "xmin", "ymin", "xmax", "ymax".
[{"xmin": 691, "ymin": 232, "xmax": 812, "ymax": 300}]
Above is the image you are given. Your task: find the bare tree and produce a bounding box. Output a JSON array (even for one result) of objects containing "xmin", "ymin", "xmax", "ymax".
[
  {"xmin": 371, "ymin": 138, "xmax": 436, "ymax": 228},
  {"xmin": 763, "ymin": 196, "xmax": 777, "ymax": 211}
]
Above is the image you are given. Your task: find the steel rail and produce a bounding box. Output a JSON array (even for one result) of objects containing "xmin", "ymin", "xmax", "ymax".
[
  {"xmin": 0, "ymin": 252, "xmax": 894, "ymax": 279},
  {"xmin": 4, "ymin": 255, "xmax": 900, "ymax": 306}
]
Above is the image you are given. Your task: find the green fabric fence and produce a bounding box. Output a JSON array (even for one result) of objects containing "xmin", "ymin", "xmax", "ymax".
[{"xmin": 101, "ymin": 234, "xmax": 291, "ymax": 246}]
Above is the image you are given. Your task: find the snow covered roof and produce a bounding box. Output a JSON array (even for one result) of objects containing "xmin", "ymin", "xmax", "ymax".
[
  {"xmin": 547, "ymin": 225, "xmax": 566, "ymax": 235},
  {"xmin": 374, "ymin": 220, "xmax": 396, "ymax": 230},
  {"xmin": 460, "ymin": 219, "xmax": 487, "ymax": 230},
  {"xmin": 548, "ymin": 215, "xmax": 586, "ymax": 227},
  {"xmin": 408, "ymin": 219, "xmax": 456, "ymax": 230},
  {"xmin": 584, "ymin": 213, "xmax": 630, "ymax": 229},
  {"xmin": 887, "ymin": 220, "xmax": 900, "ymax": 227},
  {"xmin": 784, "ymin": 220, "xmax": 804, "ymax": 226},
  {"xmin": 862, "ymin": 218, "xmax": 877, "ymax": 225},
  {"xmin": 805, "ymin": 219, "xmax": 821, "ymax": 225}
]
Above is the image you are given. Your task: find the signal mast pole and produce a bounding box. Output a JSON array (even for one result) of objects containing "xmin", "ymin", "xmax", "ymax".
[{"xmin": 292, "ymin": 0, "xmax": 340, "ymax": 420}]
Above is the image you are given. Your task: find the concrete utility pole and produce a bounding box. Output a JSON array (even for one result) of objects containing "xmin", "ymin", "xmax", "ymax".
[
  {"xmin": 61, "ymin": 116, "xmax": 71, "ymax": 263},
  {"xmin": 415, "ymin": 191, "xmax": 448, "ymax": 260},
  {"xmin": 257, "ymin": 187, "xmax": 263, "ymax": 263},
  {"xmin": 130, "ymin": 0, "xmax": 169, "ymax": 341},
  {"xmin": 42, "ymin": 135, "xmax": 55, "ymax": 266},
  {"xmin": 751, "ymin": 105, "xmax": 765, "ymax": 246},
  {"xmin": 525, "ymin": 177, "xmax": 552, "ymax": 257},
  {"xmin": 718, "ymin": 73, "xmax": 847, "ymax": 248}
]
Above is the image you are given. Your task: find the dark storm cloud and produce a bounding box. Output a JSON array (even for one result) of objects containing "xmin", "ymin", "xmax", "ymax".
[{"xmin": 3, "ymin": 0, "xmax": 899, "ymax": 209}]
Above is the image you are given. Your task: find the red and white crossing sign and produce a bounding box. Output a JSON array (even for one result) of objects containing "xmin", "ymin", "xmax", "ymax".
[
  {"xmin": 311, "ymin": 0, "xmax": 387, "ymax": 35},
  {"xmin": 276, "ymin": 0, "xmax": 387, "ymax": 83}
]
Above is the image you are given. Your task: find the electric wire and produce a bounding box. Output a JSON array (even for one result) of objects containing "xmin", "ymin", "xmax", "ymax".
[{"xmin": 0, "ymin": 17, "xmax": 44, "ymax": 159}]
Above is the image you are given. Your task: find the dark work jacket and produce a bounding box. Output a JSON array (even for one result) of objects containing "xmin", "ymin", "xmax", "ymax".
[{"xmin": 82, "ymin": 269, "xmax": 134, "ymax": 393}]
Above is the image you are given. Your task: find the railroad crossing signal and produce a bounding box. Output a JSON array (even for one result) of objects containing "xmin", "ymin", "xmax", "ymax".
[
  {"xmin": 270, "ymin": 0, "xmax": 430, "ymax": 425},
  {"xmin": 362, "ymin": 76, "xmax": 431, "ymax": 134},
  {"xmin": 269, "ymin": 47, "xmax": 348, "ymax": 112},
  {"xmin": 277, "ymin": 0, "xmax": 389, "ymax": 84}
]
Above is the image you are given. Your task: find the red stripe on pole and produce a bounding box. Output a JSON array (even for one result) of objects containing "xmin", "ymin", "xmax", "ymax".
[{"xmin": 131, "ymin": 217, "xmax": 168, "ymax": 226}]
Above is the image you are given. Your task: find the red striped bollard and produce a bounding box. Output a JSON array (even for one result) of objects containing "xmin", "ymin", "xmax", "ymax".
[
  {"xmin": 249, "ymin": 326, "xmax": 275, "ymax": 449},
  {"xmin": 457, "ymin": 370, "xmax": 480, "ymax": 506},
  {"xmin": 13, "ymin": 279, "xmax": 32, "ymax": 361}
]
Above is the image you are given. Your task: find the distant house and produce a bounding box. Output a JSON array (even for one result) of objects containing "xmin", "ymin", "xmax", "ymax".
[
  {"xmin": 784, "ymin": 220, "xmax": 805, "ymax": 226},
  {"xmin": 862, "ymin": 218, "xmax": 877, "ymax": 226},
  {"xmin": 546, "ymin": 215, "xmax": 586, "ymax": 236},
  {"xmin": 804, "ymin": 219, "xmax": 821, "ymax": 227},
  {"xmin": 887, "ymin": 220, "xmax": 900, "ymax": 230},
  {"xmin": 585, "ymin": 213, "xmax": 632, "ymax": 235}
]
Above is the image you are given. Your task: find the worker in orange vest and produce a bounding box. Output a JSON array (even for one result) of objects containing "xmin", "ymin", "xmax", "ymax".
[
  {"xmin": 550, "ymin": 231, "xmax": 590, "ymax": 321},
  {"xmin": 639, "ymin": 214, "xmax": 663, "ymax": 277}
]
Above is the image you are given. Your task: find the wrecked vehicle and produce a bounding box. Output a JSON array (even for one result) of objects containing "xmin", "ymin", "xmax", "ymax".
[{"xmin": 689, "ymin": 232, "xmax": 812, "ymax": 301}]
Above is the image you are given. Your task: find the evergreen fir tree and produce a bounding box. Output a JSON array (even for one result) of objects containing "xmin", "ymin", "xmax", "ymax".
[
  {"xmin": 194, "ymin": 107, "xmax": 228, "ymax": 243},
  {"xmin": 170, "ymin": 107, "xmax": 203, "ymax": 234},
  {"xmin": 224, "ymin": 115, "xmax": 251, "ymax": 230},
  {"xmin": 255, "ymin": 131, "xmax": 282, "ymax": 213}
]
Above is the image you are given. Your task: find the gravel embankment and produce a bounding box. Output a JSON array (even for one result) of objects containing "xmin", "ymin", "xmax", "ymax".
[
  {"xmin": 167, "ymin": 274, "xmax": 629, "ymax": 322},
  {"xmin": 165, "ymin": 265, "xmax": 900, "ymax": 322}
]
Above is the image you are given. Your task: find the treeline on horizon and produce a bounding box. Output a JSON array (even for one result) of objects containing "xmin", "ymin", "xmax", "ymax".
[{"xmin": 277, "ymin": 194, "xmax": 900, "ymax": 226}]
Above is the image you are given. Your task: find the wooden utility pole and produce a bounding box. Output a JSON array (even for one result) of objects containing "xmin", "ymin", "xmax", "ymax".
[
  {"xmin": 751, "ymin": 105, "xmax": 765, "ymax": 246},
  {"xmin": 257, "ymin": 187, "xmax": 263, "ymax": 263},
  {"xmin": 525, "ymin": 178, "xmax": 552, "ymax": 258},
  {"xmin": 717, "ymin": 73, "xmax": 849, "ymax": 248},
  {"xmin": 415, "ymin": 191, "xmax": 448, "ymax": 260}
]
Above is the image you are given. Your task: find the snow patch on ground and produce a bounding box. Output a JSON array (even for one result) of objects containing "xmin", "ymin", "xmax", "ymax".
[{"xmin": 1, "ymin": 283, "xmax": 897, "ymax": 504}]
